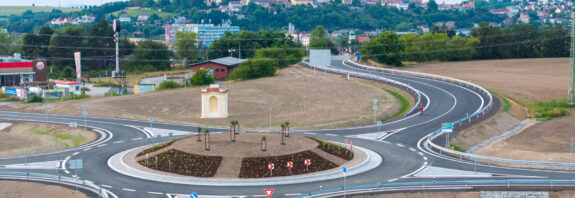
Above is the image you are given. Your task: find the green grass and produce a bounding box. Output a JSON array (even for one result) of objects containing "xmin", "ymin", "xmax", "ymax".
[
  {"xmin": 0, "ymin": 93, "xmax": 18, "ymax": 102},
  {"xmin": 112, "ymin": 8, "xmax": 177, "ymax": 18},
  {"xmin": 0, "ymin": 6, "xmax": 80, "ymax": 16},
  {"xmin": 381, "ymin": 88, "xmax": 411, "ymax": 121},
  {"xmin": 33, "ymin": 129, "xmax": 91, "ymax": 148},
  {"xmin": 526, "ymin": 99, "xmax": 573, "ymax": 118},
  {"xmin": 489, "ymin": 90, "xmax": 510, "ymax": 113},
  {"xmin": 450, "ymin": 144, "xmax": 465, "ymax": 152},
  {"xmin": 93, "ymin": 81, "xmax": 121, "ymax": 87}
]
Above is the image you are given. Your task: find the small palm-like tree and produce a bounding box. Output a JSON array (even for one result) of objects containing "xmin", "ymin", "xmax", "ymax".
[
  {"xmin": 197, "ymin": 127, "xmax": 202, "ymax": 142},
  {"xmin": 234, "ymin": 120, "xmax": 240, "ymax": 135},
  {"xmin": 280, "ymin": 123, "xmax": 286, "ymax": 145},
  {"xmin": 230, "ymin": 121, "xmax": 236, "ymax": 142},
  {"xmin": 204, "ymin": 128, "xmax": 210, "ymax": 151},
  {"xmin": 285, "ymin": 121, "xmax": 290, "ymax": 137},
  {"xmin": 261, "ymin": 136, "xmax": 267, "ymax": 152}
]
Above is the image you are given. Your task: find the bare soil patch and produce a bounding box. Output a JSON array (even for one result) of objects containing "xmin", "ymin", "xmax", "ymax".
[
  {"xmin": 402, "ymin": 58, "xmax": 569, "ymax": 102},
  {"xmin": 451, "ymin": 112, "xmax": 521, "ymax": 151},
  {"xmin": 475, "ymin": 114, "xmax": 575, "ymax": 164},
  {"xmin": 0, "ymin": 65, "xmax": 405, "ymax": 129},
  {"xmin": 240, "ymin": 150, "xmax": 338, "ymax": 178},
  {"xmin": 138, "ymin": 149, "xmax": 222, "ymax": 177},
  {"xmin": 0, "ymin": 180, "xmax": 90, "ymax": 198},
  {"xmin": 0, "ymin": 121, "xmax": 96, "ymax": 158}
]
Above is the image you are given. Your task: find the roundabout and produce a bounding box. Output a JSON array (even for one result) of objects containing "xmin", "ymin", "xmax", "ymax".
[{"xmin": 2, "ymin": 55, "xmax": 575, "ymax": 198}]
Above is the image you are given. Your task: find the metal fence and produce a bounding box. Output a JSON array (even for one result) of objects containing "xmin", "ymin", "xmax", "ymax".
[
  {"xmin": 0, "ymin": 170, "xmax": 117, "ymax": 198},
  {"xmin": 295, "ymin": 179, "xmax": 575, "ymax": 198}
]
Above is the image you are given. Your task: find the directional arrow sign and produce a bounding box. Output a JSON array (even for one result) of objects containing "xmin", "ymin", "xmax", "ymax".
[
  {"xmin": 268, "ymin": 163, "xmax": 274, "ymax": 170},
  {"xmin": 286, "ymin": 161, "xmax": 293, "ymax": 168},
  {"xmin": 342, "ymin": 166, "xmax": 347, "ymax": 173},
  {"xmin": 190, "ymin": 192, "xmax": 198, "ymax": 198},
  {"xmin": 264, "ymin": 189, "xmax": 274, "ymax": 198},
  {"xmin": 305, "ymin": 159, "xmax": 311, "ymax": 166}
]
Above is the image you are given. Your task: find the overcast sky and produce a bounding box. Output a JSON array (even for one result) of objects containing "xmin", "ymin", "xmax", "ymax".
[{"xmin": 0, "ymin": 0, "xmax": 127, "ymax": 7}]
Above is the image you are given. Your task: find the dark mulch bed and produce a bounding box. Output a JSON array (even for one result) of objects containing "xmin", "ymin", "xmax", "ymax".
[
  {"xmin": 136, "ymin": 139, "xmax": 177, "ymax": 157},
  {"xmin": 311, "ymin": 137, "xmax": 354, "ymax": 160},
  {"xmin": 138, "ymin": 149, "xmax": 222, "ymax": 177},
  {"xmin": 239, "ymin": 150, "xmax": 338, "ymax": 178}
]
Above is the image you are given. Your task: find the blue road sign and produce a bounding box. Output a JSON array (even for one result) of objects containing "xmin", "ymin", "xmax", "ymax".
[
  {"xmin": 157, "ymin": 135, "xmax": 161, "ymax": 141},
  {"xmin": 69, "ymin": 159, "xmax": 83, "ymax": 169},
  {"xmin": 441, "ymin": 123, "xmax": 453, "ymax": 133},
  {"xmin": 149, "ymin": 116, "xmax": 154, "ymax": 123},
  {"xmin": 342, "ymin": 166, "xmax": 347, "ymax": 173},
  {"xmin": 373, "ymin": 105, "xmax": 378, "ymax": 111},
  {"xmin": 256, "ymin": 127, "xmax": 260, "ymax": 132},
  {"xmin": 83, "ymin": 104, "xmax": 88, "ymax": 110},
  {"xmin": 191, "ymin": 192, "xmax": 198, "ymax": 198},
  {"xmin": 377, "ymin": 121, "xmax": 382, "ymax": 127},
  {"xmin": 83, "ymin": 111, "xmax": 88, "ymax": 116},
  {"xmin": 99, "ymin": 75, "xmax": 102, "ymax": 79}
]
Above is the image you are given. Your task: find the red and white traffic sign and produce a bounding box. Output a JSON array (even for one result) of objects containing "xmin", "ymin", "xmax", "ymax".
[
  {"xmin": 268, "ymin": 163, "xmax": 274, "ymax": 170},
  {"xmin": 286, "ymin": 161, "xmax": 293, "ymax": 168},
  {"xmin": 305, "ymin": 159, "xmax": 311, "ymax": 166},
  {"xmin": 264, "ymin": 189, "xmax": 274, "ymax": 198}
]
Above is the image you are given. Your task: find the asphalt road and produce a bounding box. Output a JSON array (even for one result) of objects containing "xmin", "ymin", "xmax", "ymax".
[{"xmin": 1, "ymin": 55, "xmax": 573, "ymax": 198}]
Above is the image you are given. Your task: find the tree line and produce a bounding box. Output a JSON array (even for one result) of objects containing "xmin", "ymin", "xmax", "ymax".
[{"xmin": 360, "ymin": 23, "xmax": 570, "ymax": 66}]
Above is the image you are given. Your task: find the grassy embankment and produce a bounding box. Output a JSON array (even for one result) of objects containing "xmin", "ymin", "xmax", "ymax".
[
  {"xmin": 33, "ymin": 129, "xmax": 91, "ymax": 148},
  {"xmin": 381, "ymin": 89, "xmax": 410, "ymax": 121},
  {"xmin": 0, "ymin": 6, "xmax": 80, "ymax": 16}
]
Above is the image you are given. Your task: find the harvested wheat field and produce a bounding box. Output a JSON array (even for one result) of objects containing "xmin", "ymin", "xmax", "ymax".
[
  {"xmin": 402, "ymin": 58, "xmax": 569, "ymax": 102},
  {"xmin": 0, "ymin": 121, "xmax": 96, "ymax": 157},
  {"xmin": 0, "ymin": 181, "xmax": 90, "ymax": 198},
  {"xmin": 0, "ymin": 64, "xmax": 406, "ymax": 129}
]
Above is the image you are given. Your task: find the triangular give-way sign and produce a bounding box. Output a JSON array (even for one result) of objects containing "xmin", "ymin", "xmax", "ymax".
[{"xmin": 264, "ymin": 189, "xmax": 274, "ymax": 198}]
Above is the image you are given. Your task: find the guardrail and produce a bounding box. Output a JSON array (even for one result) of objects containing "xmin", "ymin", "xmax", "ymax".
[
  {"xmin": 342, "ymin": 57, "xmax": 575, "ymax": 169},
  {"xmin": 0, "ymin": 170, "xmax": 117, "ymax": 198},
  {"xmin": 295, "ymin": 179, "xmax": 575, "ymax": 198},
  {"xmin": 301, "ymin": 58, "xmax": 422, "ymax": 116}
]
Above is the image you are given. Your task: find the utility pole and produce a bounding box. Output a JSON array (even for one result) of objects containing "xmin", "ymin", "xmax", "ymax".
[{"xmin": 569, "ymin": 13, "xmax": 575, "ymax": 104}]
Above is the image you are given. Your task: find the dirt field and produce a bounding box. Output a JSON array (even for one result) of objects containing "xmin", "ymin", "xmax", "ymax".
[
  {"xmin": 475, "ymin": 114, "xmax": 575, "ymax": 164},
  {"xmin": 402, "ymin": 58, "xmax": 569, "ymax": 102},
  {"xmin": 0, "ymin": 121, "xmax": 96, "ymax": 157},
  {"xmin": 0, "ymin": 181, "xmax": 90, "ymax": 198},
  {"xmin": 1, "ymin": 65, "xmax": 406, "ymax": 129}
]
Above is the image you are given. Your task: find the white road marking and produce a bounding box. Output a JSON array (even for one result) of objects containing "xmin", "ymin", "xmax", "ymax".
[
  {"xmin": 101, "ymin": 185, "xmax": 112, "ymax": 188},
  {"xmin": 85, "ymin": 180, "xmax": 94, "ymax": 184},
  {"xmin": 148, "ymin": 191, "xmax": 163, "ymax": 195},
  {"xmin": 418, "ymin": 152, "xmax": 424, "ymax": 156},
  {"xmin": 285, "ymin": 193, "xmax": 302, "ymax": 196},
  {"xmin": 97, "ymin": 144, "xmax": 107, "ymax": 147},
  {"xmin": 388, "ymin": 178, "xmax": 398, "ymax": 182},
  {"xmin": 396, "ymin": 143, "xmax": 405, "ymax": 147},
  {"xmin": 132, "ymin": 138, "xmax": 143, "ymax": 141},
  {"xmin": 325, "ymin": 134, "xmax": 338, "ymax": 136},
  {"xmin": 304, "ymin": 132, "xmax": 316, "ymax": 135},
  {"xmin": 64, "ymin": 170, "xmax": 70, "ymax": 174},
  {"xmin": 122, "ymin": 188, "xmax": 136, "ymax": 192},
  {"xmin": 253, "ymin": 195, "xmax": 267, "ymax": 198},
  {"xmin": 409, "ymin": 148, "xmax": 416, "ymax": 152},
  {"xmin": 113, "ymin": 140, "xmax": 124, "ymax": 144},
  {"xmin": 83, "ymin": 148, "xmax": 92, "ymax": 151},
  {"xmin": 72, "ymin": 152, "xmax": 80, "ymax": 156},
  {"xmin": 424, "ymin": 157, "xmax": 428, "ymax": 161},
  {"xmin": 382, "ymin": 141, "xmax": 390, "ymax": 144}
]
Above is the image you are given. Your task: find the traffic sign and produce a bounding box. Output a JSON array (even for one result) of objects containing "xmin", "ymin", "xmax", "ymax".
[
  {"xmin": 441, "ymin": 123, "xmax": 453, "ymax": 133},
  {"xmin": 82, "ymin": 104, "xmax": 88, "ymax": 110},
  {"xmin": 191, "ymin": 192, "xmax": 198, "ymax": 198},
  {"xmin": 342, "ymin": 166, "xmax": 347, "ymax": 173},
  {"xmin": 256, "ymin": 127, "xmax": 260, "ymax": 132},
  {"xmin": 83, "ymin": 111, "xmax": 88, "ymax": 116},
  {"xmin": 264, "ymin": 189, "xmax": 274, "ymax": 198},
  {"xmin": 286, "ymin": 161, "xmax": 293, "ymax": 168},
  {"xmin": 69, "ymin": 159, "xmax": 83, "ymax": 169},
  {"xmin": 42, "ymin": 104, "xmax": 50, "ymax": 108},
  {"xmin": 373, "ymin": 105, "xmax": 378, "ymax": 111},
  {"xmin": 268, "ymin": 163, "xmax": 274, "ymax": 170},
  {"xmin": 149, "ymin": 116, "xmax": 154, "ymax": 123},
  {"xmin": 305, "ymin": 159, "xmax": 311, "ymax": 166},
  {"xmin": 69, "ymin": 122, "xmax": 78, "ymax": 128},
  {"xmin": 377, "ymin": 121, "xmax": 382, "ymax": 127},
  {"xmin": 373, "ymin": 99, "xmax": 378, "ymax": 105}
]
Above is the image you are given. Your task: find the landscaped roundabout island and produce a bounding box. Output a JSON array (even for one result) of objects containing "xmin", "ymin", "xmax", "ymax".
[{"xmin": 131, "ymin": 132, "xmax": 357, "ymax": 178}]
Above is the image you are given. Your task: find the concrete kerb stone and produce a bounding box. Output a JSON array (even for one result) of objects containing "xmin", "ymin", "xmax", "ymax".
[{"xmin": 107, "ymin": 144, "xmax": 382, "ymax": 186}]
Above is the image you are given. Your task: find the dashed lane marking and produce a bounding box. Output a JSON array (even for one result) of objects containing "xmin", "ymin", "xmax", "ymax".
[
  {"xmin": 97, "ymin": 144, "xmax": 107, "ymax": 147},
  {"xmin": 304, "ymin": 132, "xmax": 316, "ymax": 135},
  {"xmin": 122, "ymin": 188, "xmax": 136, "ymax": 192},
  {"xmin": 418, "ymin": 152, "xmax": 424, "ymax": 156},
  {"xmin": 101, "ymin": 185, "xmax": 112, "ymax": 188},
  {"xmin": 64, "ymin": 170, "xmax": 70, "ymax": 174},
  {"xmin": 381, "ymin": 141, "xmax": 390, "ymax": 144},
  {"xmin": 424, "ymin": 157, "xmax": 428, "ymax": 161},
  {"xmin": 388, "ymin": 178, "xmax": 399, "ymax": 182},
  {"xmin": 396, "ymin": 143, "xmax": 405, "ymax": 147},
  {"xmin": 132, "ymin": 138, "xmax": 143, "ymax": 141},
  {"xmin": 285, "ymin": 193, "xmax": 302, "ymax": 196},
  {"xmin": 72, "ymin": 152, "xmax": 80, "ymax": 156},
  {"xmin": 148, "ymin": 191, "xmax": 163, "ymax": 195},
  {"xmin": 83, "ymin": 148, "xmax": 92, "ymax": 151},
  {"xmin": 113, "ymin": 141, "xmax": 124, "ymax": 144},
  {"xmin": 409, "ymin": 148, "xmax": 416, "ymax": 152},
  {"xmin": 325, "ymin": 134, "xmax": 338, "ymax": 136},
  {"xmin": 253, "ymin": 195, "xmax": 267, "ymax": 198}
]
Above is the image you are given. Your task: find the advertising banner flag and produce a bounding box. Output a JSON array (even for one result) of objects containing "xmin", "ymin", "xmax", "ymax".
[{"xmin": 74, "ymin": 52, "xmax": 81, "ymax": 81}]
